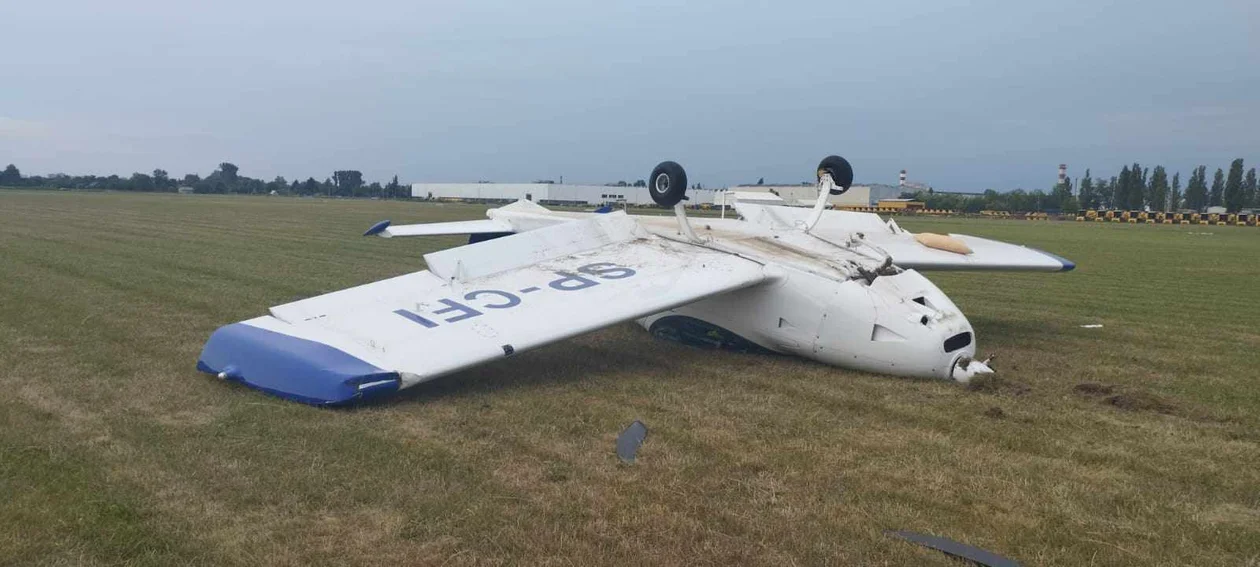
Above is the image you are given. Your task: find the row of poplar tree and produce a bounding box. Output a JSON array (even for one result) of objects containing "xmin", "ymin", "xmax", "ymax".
[
  {"xmin": 905, "ymin": 158, "xmax": 1258, "ymax": 213},
  {"xmin": 1075, "ymin": 159, "xmax": 1256, "ymax": 212}
]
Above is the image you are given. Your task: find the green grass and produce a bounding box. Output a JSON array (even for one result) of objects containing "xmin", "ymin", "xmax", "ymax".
[{"xmin": 1, "ymin": 190, "xmax": 1257, "ymax": 566}]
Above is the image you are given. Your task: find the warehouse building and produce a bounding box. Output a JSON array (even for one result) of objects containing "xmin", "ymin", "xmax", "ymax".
[
  {"xmin": 411, "ymin": 182, "xmax": 723, "ymax": 206},
  {"xmin": 715, "ymin": 191, "xmax": 787, "ymax": 206},
  {"xmin": 723, "ymin": 184, "xmax": 872, "ymax": 207},
  {"xmin": 410, "ymin": 181, "xmax": 876, "ymax": 207}
]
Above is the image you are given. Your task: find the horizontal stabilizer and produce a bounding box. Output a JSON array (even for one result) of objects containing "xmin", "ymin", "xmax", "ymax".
[
  {"xmin": 865, "ymin": 233, "xmax": 1074, "ymax": 272},
  {"xmin": 367, "ymin": 218, "xmax": 514, "ymax": 238},
  {"xmin": 736, "ymin": 204, "xmax": 1073, "ymax": 272}
]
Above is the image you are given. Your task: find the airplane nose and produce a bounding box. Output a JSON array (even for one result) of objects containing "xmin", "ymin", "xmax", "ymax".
[{"xmin": 810, "ymin": 269, "xmax": 985, "ymax": 381}]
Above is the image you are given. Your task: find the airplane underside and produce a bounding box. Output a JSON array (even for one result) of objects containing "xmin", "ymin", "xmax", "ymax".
[
  {"xmin": 641, "ymin": 309, "xmax": 991, "ymax": 382},
  {"xmin": 637, "ymin": 266, "xmax": 995, "ymax": 382},
  {"xmin": 644, "ymin": 315, "xmax": 778, "ymax": 355}
]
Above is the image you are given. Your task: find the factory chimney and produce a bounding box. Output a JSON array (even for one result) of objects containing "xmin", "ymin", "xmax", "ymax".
[
  {"xmin": 1058, "ymin": 164, "xmax": 1067, "ymax": 185},
  {"xmin": 899, "ymin": 169, "xmax": 907, "ymax": 187}
]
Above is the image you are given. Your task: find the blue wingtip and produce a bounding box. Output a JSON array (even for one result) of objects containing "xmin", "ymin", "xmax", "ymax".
[
  {"xmin": 1030, "ymin": 247, "xmax": 1076, "ymax": 272},
  {"xmin": 594, "ymin": 205, "xmax": 613, "ymax": 214},
  {"xmin": 363, "ymin": 220, "xmax": 391, "ymax": 236},
  {"xmin": 197, "ymin": 323, "xmax": 400, "ymax": 405},
  {"xmin": 1046, "ymin": 253, "xmax": 1076, "ymax": 272}
]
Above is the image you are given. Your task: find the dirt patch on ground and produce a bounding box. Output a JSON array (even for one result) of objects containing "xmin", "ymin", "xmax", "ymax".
[
  {"xmin": 1073, "ymin": 383, "xmax": 1115, "ymax": 396},
  {"xmin": 966, "ymin": 375, "xmax": 1031, "ymax": 396},
  {"xmin": 1074, "ymin": 383, "xmax": 1178, "ymax": 415},
  {"xmin": 982, "ymin": 406, "xmax": 1006, "ymax": 419},
  {"xmin": 1105, "ymin": 392, "xmax": 1177, "ymax": 414}
]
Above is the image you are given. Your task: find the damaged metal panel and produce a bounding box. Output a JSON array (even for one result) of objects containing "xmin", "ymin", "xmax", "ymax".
[
  {"xmin": 887, "ymin": 530, "xmax": 1021, "ymax": 567},
  {"xmin": 616, "ymin": 420, "xmax": 648, "ymax": 463}
]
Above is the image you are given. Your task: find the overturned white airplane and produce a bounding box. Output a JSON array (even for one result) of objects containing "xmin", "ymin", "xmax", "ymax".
[{"xmin": 198, "ymin": 156, "xmax": 1074, "ymax": 405}]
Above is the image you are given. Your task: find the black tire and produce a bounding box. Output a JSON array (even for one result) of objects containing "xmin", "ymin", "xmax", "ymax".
[
  {"xmin": 817, "ymin": 155, "xmax": 854, "ymax": 195},
  {"xmin": 648, "ymin": 161, "xmax": 688, "ymax": 207}
]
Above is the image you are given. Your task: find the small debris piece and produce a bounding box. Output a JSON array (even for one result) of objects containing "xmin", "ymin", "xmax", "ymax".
[
  {"xmin": 886, "ymin": 530, "xmax": 1021, "ymax": 567},
  {"xmin": 983, "ymin": 407, "xmax": 1006, "ymax": 419},
  {"xmin": 1079, "ymin": 324, "xmax": 1104, "ymax": 328},
  {"xmin": 616, "ymin": 420, "xmax": 648, "ymax": 463}
]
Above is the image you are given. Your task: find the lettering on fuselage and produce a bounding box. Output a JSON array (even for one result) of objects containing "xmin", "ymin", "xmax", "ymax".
[{"xmin": 393, "ymin": 262, "xmax": 636, "ymax": 329}]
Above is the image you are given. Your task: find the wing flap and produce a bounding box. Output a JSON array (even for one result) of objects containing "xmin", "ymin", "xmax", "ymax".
[
  {"xmin": 424, "ymin": 211, "xmax": 645, "ymax": 281},
  {"xmin": 735, "ymin": 202, "xmax": 891, "ymax": 233}
]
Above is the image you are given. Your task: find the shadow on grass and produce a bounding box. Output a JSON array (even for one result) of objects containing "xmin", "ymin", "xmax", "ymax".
[{"xmin": 388, "ymin": 330, "xmax": 696, "ymax": 405}]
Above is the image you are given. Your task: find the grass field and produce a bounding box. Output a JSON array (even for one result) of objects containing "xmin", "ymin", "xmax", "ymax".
[{"xmin": 1, "ymin": 190, "xmax": 1258, "ymax": 566}]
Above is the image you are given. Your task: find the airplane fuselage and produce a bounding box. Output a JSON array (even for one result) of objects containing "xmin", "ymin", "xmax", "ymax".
[
  {"xmin": 495, "ymin": 207, "xmax": 988, "ymax": 381},
  {"xmin": 638, "ymin": 265, "xmax": 979, "ymax": 381}
]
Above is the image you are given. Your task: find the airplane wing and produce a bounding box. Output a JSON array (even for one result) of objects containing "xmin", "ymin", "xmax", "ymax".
[
  {"xmin": 735, "ymin": 203, "xmax": 1074, "ymax": 272},
  {"xmin": 198, "ymin": 212, "xmax": 769, "ymax": 405}
]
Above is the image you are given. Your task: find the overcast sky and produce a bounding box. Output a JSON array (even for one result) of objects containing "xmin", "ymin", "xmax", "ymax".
[{"xmin": 2, "ymin": 0, "xmax": 1257, "ymax": 191}]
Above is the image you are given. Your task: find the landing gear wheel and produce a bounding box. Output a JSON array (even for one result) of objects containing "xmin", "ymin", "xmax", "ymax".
[
  {"xmin": 649, "ymin": 161, "xmax": 688, "ymax": 207},
  {"xmin": 817, "ymin": 155, "xmax": 854, "ymax": 195}
]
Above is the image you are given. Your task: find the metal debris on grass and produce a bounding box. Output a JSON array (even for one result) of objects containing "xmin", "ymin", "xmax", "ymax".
[
  {"xmin": 616, "ymin": 420, "xmax": 648, "ymax": 463},
  {"xmin": 886, "ymin": 530, "xmax": 1021, "ymax": 567}
]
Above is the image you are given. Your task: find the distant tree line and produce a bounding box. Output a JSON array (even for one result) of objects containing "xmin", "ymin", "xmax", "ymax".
[
  {"xmin": 5, "ymin": 157, "xmax": 1257, "ymax": 213},
  {"xmin": 902, "ymin": 158, "xmax": 1257, "ymax": 213},
  {"xmin": 604, "ymin": 179, "xmax": 648, "ymax": 188},
  {"xmin": 0, "ymin": 162, "xmax": 410, "ymax": 198}
]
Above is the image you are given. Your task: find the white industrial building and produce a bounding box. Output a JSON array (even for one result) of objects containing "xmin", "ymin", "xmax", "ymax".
[
  {"xmin": 410, "ymin": 182, "xmax": 875, "ymax": 207},
  {"xmin": 411, "ymin": 183, "xmax": 724, "ymax": 206},
  {"xmin": 715, "ymin": 191, "xmax": 786, "ymax": 206},
  {"xmin": 721, "ymin": 185, "xmax": 873, "ymax": 207}
]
